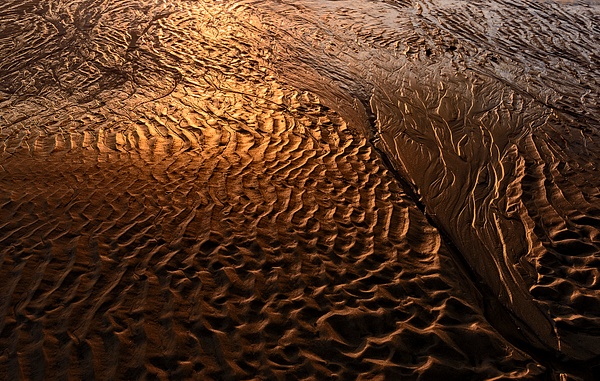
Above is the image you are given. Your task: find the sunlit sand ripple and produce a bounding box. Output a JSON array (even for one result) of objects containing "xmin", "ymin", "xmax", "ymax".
[{"xmin": 1, "ymin": 0, "xmax": 599, "ymax": 380}]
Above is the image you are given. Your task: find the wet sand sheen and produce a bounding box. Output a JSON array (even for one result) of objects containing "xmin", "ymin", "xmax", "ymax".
[
  {"xmin": 0, "ymin": 87, "xmax": 537, "ymax": 378},
  {"xmin": 243, "ymin": 0, "xmax": 600, "ymax": 375},
  {"xmin": 1, "ymin": 0, "xmax": 599, "ymax": 380}
]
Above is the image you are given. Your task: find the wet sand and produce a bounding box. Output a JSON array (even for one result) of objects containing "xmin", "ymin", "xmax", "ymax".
[{"xmin": 1, "ymin": 0, "xmax": 599, "ymax": 380}]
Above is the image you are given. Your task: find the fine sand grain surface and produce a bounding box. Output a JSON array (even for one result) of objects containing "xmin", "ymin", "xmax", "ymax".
[{"xmin": 1, "ymin": 0, "xmax": 599, "ymax": 380}]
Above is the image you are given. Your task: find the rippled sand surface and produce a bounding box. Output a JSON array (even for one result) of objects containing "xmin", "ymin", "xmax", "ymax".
[{"xmin": 1, "ymin": 0, "xmax": 599, "ymax": 380}]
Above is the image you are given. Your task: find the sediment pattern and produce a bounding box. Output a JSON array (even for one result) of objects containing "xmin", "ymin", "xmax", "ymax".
[
  {"xmin": 239, "ymin": 0, "xmax": 600, "ymax": 373},
  {"xmin": 1, "ymin": 0, "xmax": 599, "ymax": 380},
  {"xmin": 0, "ymin": 117, "xmax": 541, "ymax": 380}
]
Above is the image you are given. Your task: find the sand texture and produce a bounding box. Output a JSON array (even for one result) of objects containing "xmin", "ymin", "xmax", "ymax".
[{"xmin": 1, "ymin": 0, "xmax": 599, "ymax": 380}]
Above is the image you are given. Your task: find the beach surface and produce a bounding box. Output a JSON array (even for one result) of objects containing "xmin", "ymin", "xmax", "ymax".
[{"xmin": 1, "ymin": 0, "xmax": 599, "ymax": 379}]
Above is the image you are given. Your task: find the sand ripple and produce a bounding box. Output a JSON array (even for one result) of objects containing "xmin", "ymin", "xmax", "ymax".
[
  {"xmin": 218, "ymin": 0, "xmax": 600, "ymax": 377},
  {"xmin": 1, "ymin": 0, "xmax": 599, "ymax": 380}
]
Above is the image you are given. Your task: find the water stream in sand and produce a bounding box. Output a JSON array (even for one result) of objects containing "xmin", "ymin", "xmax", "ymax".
[{"xmin": 1, "ymin": 0, "xmax": 599, "ymax": 379}]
